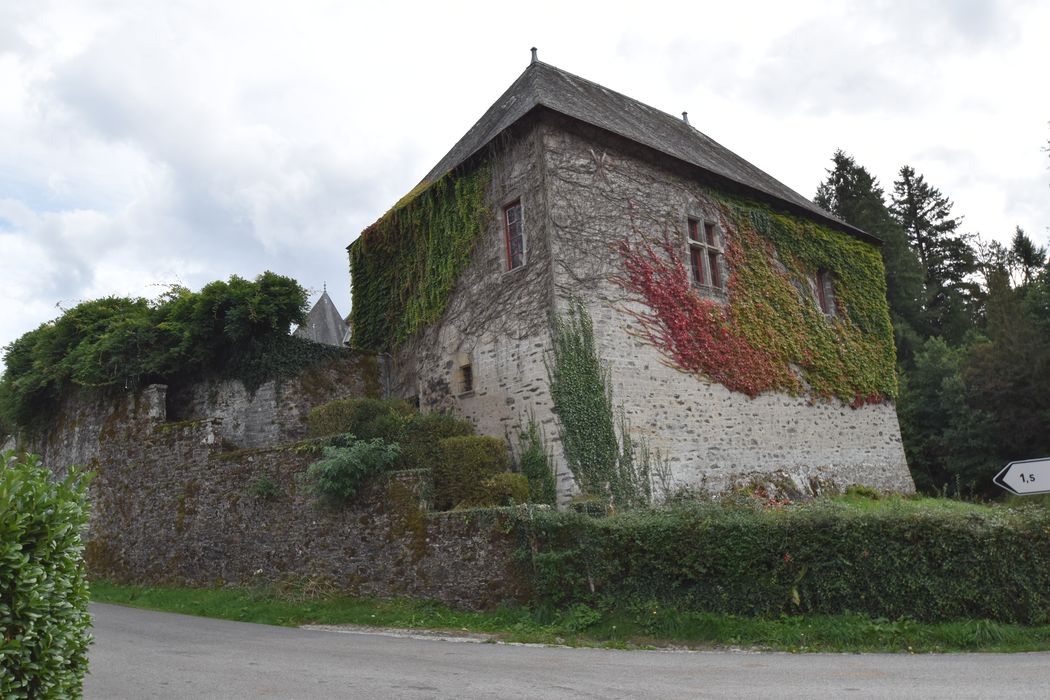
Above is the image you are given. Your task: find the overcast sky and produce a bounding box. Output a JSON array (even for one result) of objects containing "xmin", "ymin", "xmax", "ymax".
[{"xmin": 1, "ymin": 0, "xmax": 1048, "ymax": 362}]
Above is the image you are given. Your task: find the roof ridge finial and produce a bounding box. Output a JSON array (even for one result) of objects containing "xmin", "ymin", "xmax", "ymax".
[
  {"xmin": 323, "ymin": 282, "xmax": 327, "ymax": 293},
  {"xmin": 530, "ymin": 47, "xmax": 538, "ymax": 64},
  {"xmin": 682, "ymin": 111, "xmax": 690, "ymax": 125}
]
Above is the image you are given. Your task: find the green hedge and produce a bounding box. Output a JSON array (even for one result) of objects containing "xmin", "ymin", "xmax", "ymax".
[
  {"xmin": 1, "ymin": 451, "xmax": 92, "ymax": 697},
  {"xmin": 395, "ymin": 413, "xmax": 474, "ymax": 472},
  {"xmin": 519, "ymin": 501, "xmax": 1050, "ymax": 624},
  {"xmin": 433, "ymin": 436, "xmax": 510, "ymax": 511},
  {"xmin": 306, "ymin": 398, "xmax": 414, "ymax": 440}
]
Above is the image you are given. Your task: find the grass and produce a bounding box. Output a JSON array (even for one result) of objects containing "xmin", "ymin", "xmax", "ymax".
[{"xmin": 91, "ymin": 580, "xmax": 1050, "ymax": 653}]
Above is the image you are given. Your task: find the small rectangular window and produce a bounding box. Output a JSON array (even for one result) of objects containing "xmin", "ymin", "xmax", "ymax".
[
  {"xmin": 503, "ymin": 201, "xmax": 524, "ymax": 270},
  {"xmin": 460, "ymin": 363, "xmax": 473, "ymax": 393}
]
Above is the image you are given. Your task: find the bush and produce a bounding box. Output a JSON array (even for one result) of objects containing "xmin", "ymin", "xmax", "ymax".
[
  {"xmin": 297, "ymin": 439, "xmax": 401, "ymax": 503},
  {"xmin": 1, "ymin": 451, "xmax": 92, "ymax": 697},
  {"xmin": 517, "ymin": 419, "xmax": 556, "ymax": 505},
  {"xmin": 433, "ymin": 436, "xmax": 510, "ymax": 510},
  {"xmin": 457, "ymin": 473, "xmax": 530, "ymax": 508},
  {"xmin": 520, "ymin": 499, "xmax": 1050, "ymax": 624},
  {"xmin": 0, "ymin": 272, "xmax": 310, "ymax": 433},
  {"xmin": 306, "ymin": 397, "xmax": 413, "ymax": 440},
  {"xmin": 396, "ymin": 412, "xmax": 474, "ymax": 471}
]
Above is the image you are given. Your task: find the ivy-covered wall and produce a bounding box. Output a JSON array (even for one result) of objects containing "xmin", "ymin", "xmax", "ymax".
[
  {"xmin": 542, "ymin": 119, "xmax": 913, "ymax": 495},
  {"xmin": 616, "ymin": 197, "xmax": 896, "ymax": 406},
  {"xmin": 349, "ymin": 124, "xmax": 576, "ymax": 500},
  {"xmin": 348, "ymin": 168, "xmax": 491, "ymax": 352}
]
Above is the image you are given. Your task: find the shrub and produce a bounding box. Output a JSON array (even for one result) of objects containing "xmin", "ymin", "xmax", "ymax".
[
  {"xmin": 1, "ymin": 451, "xmax": 92, "ymax": 697},
  {"xmin": 519, "ymin": 499, "xmax": 1050, "ymax": 624},
  {"xmin": 458, "ymin": 473, "xmax": 530, "ymax": 508},
  {"xmin": 250, "ymin": 476, "xmax": 278, "ymax": 500},
  {"xmin": 306, "ymin": 397, "xmax": 413, "ymax": 440},
  {"xmin": 433, "ymin": 436, "xmax": 510, "ymax": 510},
  {"xmin": 0, "ymin": 272, "xmax": 311, "ymax": 433},
  {"xmin": 297, "ymin": 439, "xmax": 401, "ymax": 503},
  {"xmin": 396, "ymin": 412, "xmax": 474, "ymax": 471},
  {"xmin": 517, "ymin": 419, "xmax": 556, "ymax": 505}
]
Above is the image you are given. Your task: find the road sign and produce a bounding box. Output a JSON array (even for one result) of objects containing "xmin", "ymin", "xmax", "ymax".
[{"xmin": 993, "ymin": 458, "xmax": 1050, "ymax": 495}]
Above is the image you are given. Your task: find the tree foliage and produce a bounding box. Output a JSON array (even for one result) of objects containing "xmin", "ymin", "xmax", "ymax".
[
  {"xmin": 814, "ymin": 150, "xmax": 925, "ymax": 359},
  {"xmin": 889, "ymin": 165, "xmax": 979, "ymax": 343},
  {"xmin": 0, "ymin": 272, "xmax": 310, "ymax": 433}
]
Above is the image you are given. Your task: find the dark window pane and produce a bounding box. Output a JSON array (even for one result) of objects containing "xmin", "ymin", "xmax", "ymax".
[
  {"xmin": 688, "ymin": 219, "xmax": 701, "ymax": 242},
  {"xmin": 504, "ymin": 202, "xmax": 524, "ymax": 270},
  {"xmin": 691, "ymin": 247, "xmax": 705, "ymax": 284},
  {"xmin": 708, "ymin": 251, "xmax": 721, "ymax": 289}
]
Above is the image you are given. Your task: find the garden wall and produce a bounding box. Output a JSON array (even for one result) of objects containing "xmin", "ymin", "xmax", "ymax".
[{"xmin": 75, "ymin": 386, "xmax": 527, "ymax": 608}]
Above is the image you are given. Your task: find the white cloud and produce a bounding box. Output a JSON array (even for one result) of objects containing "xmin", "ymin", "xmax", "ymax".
[{"xmin": 1, "ymin": 0, "xmax": 1048, "ymax": 366}]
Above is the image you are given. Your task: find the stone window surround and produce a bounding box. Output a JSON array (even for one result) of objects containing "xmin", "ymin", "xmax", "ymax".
[{"xmin": 686, "ymin": 216, "xmax": 726, "ymax": 294}]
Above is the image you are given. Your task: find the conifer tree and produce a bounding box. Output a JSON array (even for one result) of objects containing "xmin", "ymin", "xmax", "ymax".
[
  {"xmin": 815, "ymin": 150, "xmax": 925, "ymax": 359},
  {"xmin": 889, "ymin": 166, "xmax": 979, "ymax": 343}
]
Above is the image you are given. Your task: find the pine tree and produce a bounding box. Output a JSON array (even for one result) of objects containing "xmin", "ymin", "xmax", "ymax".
[
  {"xmin": 1009, "ymin": 226, "xmax": 1047, "ymax": 287},
  {"xmin": 889, "ymin": 166, "xmax": 979, "ymax": 343},
  {"xmin": 815, "ymin": 150, "xmax": 925, "ymax": 359}
]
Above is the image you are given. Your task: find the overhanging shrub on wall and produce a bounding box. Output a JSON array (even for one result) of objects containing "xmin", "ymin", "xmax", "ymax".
[
  {"xmin": 516, "ymin": 501, "xmax": 1050, "ymax": 624},
  {"xmin": 1, "ymin": 451, "xmax": 92, "ymax": 698}
]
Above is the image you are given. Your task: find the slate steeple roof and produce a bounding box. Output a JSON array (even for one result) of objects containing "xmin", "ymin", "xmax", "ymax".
[
  {"xmin": 420, "ymin": 58, "xmax": 874, "ymax": 243},
  {"xmin": 293, "ymin": 290, "xmax": 349, "ymax": 347}
]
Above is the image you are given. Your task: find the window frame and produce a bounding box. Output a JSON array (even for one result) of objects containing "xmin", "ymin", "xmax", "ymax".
[
  {"xmin": 687, "ymin": 217, "xmax": 726, "ymax": 292},
  {"xmin": 503, "ymin": 200, "xmax": 525, "ymax": 271},
  {"xmin": 815, "ymin": 268, "xmax": 836, "ymax": 317}
]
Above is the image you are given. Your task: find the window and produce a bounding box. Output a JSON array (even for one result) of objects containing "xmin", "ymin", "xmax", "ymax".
[
  {"xmin": 687, "ymin": 218, "xmax": 725, "ymax": 291},
  {"xmin": 503, "ymin": 200, "xmax": 525, "ymax": 270},
  {"xmin": 815, "ymin": 268, "xmax": 836, "ymax": 316},
  {"xmin": 460, "ymin": 362, "xmax": 474, "ymax": 393}
]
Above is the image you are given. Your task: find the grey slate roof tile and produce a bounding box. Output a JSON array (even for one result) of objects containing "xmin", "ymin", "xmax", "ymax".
[{"xmin": 419, "ymin": 60, "xmax": 874, "ymax": 242}]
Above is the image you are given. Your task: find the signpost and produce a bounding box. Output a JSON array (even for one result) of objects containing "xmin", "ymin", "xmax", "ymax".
[{"xmin": 993, "ymin": 458, "xmax": 1050, "ymax": 496}]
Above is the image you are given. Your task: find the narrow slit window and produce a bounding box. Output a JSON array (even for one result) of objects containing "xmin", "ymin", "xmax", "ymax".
[
  {"xmin": 816, "ymin": 268, "xmax": 836, "ymax": 316},
  {"xmin": 460, "ymin": 363, "xmax": 473, "ymax": 393},
  {"xmin": 503, "ymin": 201, "xmax": 524, "ymax": 270}
]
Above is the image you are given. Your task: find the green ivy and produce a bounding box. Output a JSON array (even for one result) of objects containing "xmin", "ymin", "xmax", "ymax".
[
  {"xmin": 619, "ymin": 194, "xmax": 897, "ymax": 404},
  {"xmin": 724, "ymin": 199, "xmax": 897, "ymax": 403},
  {"xmin": 547, "ymin": 301, "xmax": 651, "ymax": 509},
  {"xmin": 348, "ymin": 167, "xmax": 491, "ymax": 351}
]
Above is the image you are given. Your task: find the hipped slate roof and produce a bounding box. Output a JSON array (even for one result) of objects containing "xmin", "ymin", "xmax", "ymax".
[
  {"xmin": 293, "ymin": 290, "xmax": 349, "ymax": 347},
  {"xmin": 420, "ymin": 59, "xmax": 875, "ymax": 243}
]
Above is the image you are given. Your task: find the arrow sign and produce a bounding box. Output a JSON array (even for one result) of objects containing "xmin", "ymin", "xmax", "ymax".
[{"xmin": 994, "ymin": 458, "xmax": 1050, "ymax": 495}]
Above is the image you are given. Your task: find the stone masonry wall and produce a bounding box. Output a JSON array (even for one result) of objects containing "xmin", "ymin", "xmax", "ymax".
[
  {"xmin": 390, "ymin": 123, "xmax": 576, "ymax": 497},
  {"xmin": 542, "ymin": 120, "xmax": 914, "ymax": 496},
  {"xmin": 63, "ymin": 384, "xmax": 526, "ymax": 609},
  {"xmin": 33, "ymin": 353, "xmax": 381, "ymax": 469}
]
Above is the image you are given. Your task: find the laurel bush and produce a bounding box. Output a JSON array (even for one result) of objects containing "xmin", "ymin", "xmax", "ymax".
[{"xmin": 1, "ymin": 451, "xmax": 92, "ymax": 698}]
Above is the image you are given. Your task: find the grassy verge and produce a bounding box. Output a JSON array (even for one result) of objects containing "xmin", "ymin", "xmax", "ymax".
[{"xmin": 91, "ymin": 580, "xmax": 1050, "ymax": 653}]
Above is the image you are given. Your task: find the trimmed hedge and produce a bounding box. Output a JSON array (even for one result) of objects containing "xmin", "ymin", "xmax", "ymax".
[
  {"xmin": 433, "ymin": 436, "xmax": 510, "ymax": 511},
  {"xmin": 306, "ymin": 398, "xmax": 414, "ymax": 441},
  {"xmin": 1, "ymin": 451, "xmax": 92, "ymax": 698},
  {"xmin": 519, "ymin": 500, "xmax": 1050, "ymax": 624},
  {"xmin": 461, "ymin": 473, "xmax": 530, "ymax": 508},
  {"xmin": 395, "ymin": 413, "xmax": 474, "ymax": 472}
]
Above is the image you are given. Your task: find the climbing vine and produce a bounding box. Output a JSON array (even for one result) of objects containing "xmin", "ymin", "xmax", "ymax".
[
  {"xmin": 348, "ymin": 167, "xmax": 491, "ymax": 351},
  {"xmin": 617, "ymin": 196, "xmax": 896, "ymax": 404},
  {"xmin": 547, "ymin": 300, "xmax": 652, "ymax": 509}
]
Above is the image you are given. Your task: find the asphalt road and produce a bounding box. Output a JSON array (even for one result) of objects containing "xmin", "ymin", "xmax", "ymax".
[{"xmin": 87, "ymin": 603, "xmax": 1050, "ymax": 699}]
